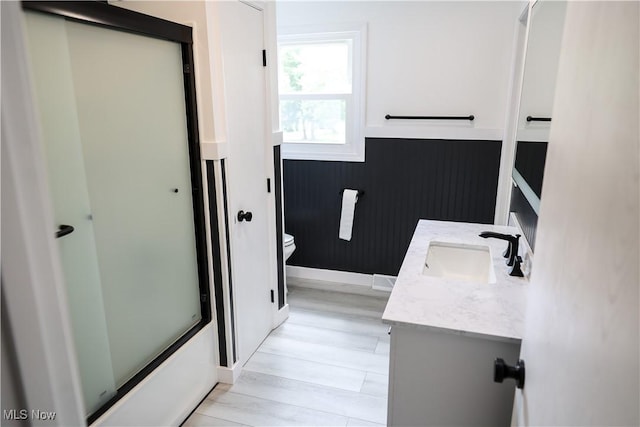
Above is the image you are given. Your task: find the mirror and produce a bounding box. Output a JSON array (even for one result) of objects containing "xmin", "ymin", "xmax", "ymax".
[{"xmin": 510, "ymin": 1, "xmax": 567, "ymax": 250}]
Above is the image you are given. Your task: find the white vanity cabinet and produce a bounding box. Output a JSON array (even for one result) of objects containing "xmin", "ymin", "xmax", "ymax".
[
  {"xmin": 382, "ymin": 220, "xmax": 529, "ymax": 427},
  {"xmin": 387, "ymin": 326, "xmax": 520, "ymax": 426}
]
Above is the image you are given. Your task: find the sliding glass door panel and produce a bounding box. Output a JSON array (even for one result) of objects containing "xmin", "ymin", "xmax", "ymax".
[
  {"xmin": 23, "ymin": 11, "xmax": 117, "ymax": 414},
  {"xmin": 24, "ymin": 7, "xmax": 205, "ymax": 416},
  {"xmin": 64, "ymin": 20, "xmax": 202, "ymax": 387}
]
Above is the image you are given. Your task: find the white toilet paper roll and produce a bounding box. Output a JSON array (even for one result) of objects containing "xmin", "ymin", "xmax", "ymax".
[{"xmin": 339, "ymin": 189, "xmax": 359, "ymax": 241}]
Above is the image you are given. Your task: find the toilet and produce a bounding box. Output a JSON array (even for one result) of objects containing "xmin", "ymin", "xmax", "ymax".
[{"xmin": 284, "ymin": 233, "xmax": 296, "ymax": 262}]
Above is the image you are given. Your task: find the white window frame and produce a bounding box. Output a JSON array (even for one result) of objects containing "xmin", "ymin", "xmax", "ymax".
[{"xmin": 278, "ymin": 23, "xmax": 367, "ymax": 162}]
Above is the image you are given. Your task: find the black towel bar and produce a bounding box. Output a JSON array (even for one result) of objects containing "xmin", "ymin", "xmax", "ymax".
[
  {"xmin": 526, "ymin": 116, "xmax": 552, "ymax": 122},
  {"xmin": 385, "ymin": 114, "xmax": 474, "ymax": 121}
]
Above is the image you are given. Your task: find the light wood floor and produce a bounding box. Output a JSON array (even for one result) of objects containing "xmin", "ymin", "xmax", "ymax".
[{"xmin": 183, "ymin": 286, "xmax": 391, "ymax": 427}]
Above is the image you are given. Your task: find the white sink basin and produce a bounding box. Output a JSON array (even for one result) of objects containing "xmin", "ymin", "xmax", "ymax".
[{"xmin": 423, "ymin": 241, "xmax": 496, "ymax": 284}]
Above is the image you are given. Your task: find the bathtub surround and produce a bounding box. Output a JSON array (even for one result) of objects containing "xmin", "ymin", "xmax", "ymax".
[{"xmin": 284, "ymin": 138, "xmax": 502, "ymax": 278}]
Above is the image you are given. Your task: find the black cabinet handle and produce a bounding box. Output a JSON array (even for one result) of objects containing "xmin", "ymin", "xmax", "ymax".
[
  {"xmin": 55, "ymin": 224, "xmax": 75, "ymax": 239},
  {"xmin": 237, "ymin": 210, "xmax": 253, "ymax": 222},
  {"xmin": 494, "ymin": 358, "xmax": 525, "ymax": 389}
]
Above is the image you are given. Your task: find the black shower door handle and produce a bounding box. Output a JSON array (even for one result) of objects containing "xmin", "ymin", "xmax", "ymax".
[{"xmin": 55, "ymin": 224, "xmax": 75, "ymax": 238}]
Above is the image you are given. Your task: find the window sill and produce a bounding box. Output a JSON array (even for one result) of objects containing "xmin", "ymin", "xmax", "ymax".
[{"xmin": 281, "ymin": 141, "xmax": 365, "ymax": 162}]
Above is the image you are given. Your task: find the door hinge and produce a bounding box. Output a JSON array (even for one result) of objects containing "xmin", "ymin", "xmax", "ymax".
[
  {"xmin": 183, "ymin": 64, "xmax": 191, "ymax": 74},
  {"xmin": 267, "ymin": 178, "xmax": 271, "ymax": 193},
  {"xmin": 262, "ymin": 49, "xmax": 267, "ymax": 67},
  {"xmin": 201, "ymin": 293, "xmax": 207, "ymax": 303},
  {"xmin": 270, "ymin": 289, "xmax": 275, "ymax": 303}
]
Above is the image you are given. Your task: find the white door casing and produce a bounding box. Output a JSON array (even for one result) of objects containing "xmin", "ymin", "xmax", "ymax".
[
  {"xmin": 219, "ymin": 1, "xmax": 275, "ymax": 366},
  {"xmin": 511, "ymin": 2, "xmax": 639, "ymax": 425}
]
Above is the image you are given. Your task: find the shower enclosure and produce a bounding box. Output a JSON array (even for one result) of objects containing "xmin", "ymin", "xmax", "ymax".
[{"xmin": 22, "ymin": 3, "xmax": 212, "ymax": 422}]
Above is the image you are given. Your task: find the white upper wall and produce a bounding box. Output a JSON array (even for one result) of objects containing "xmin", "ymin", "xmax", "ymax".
[
  {"xmin": 111, "ymin": 1, "xmax": 218, "ymax": 144},
  {"xmin": 276, "ymin": 1, "xmax": 523, "ymax": 140}
]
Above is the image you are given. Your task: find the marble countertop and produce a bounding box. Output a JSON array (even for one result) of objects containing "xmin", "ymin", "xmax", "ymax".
[{"xmin": 382, "ymin": 220, "xmax": 529, "ymax": 342}]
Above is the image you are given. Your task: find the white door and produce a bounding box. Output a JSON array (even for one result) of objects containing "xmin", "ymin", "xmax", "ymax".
[
  {"xmin": 511, "ymin": 2, "xmax": 639, "ymax": 426},
  {"xmin": 219, "ymin": 1, "xmax": 274, "ymax": 365}
]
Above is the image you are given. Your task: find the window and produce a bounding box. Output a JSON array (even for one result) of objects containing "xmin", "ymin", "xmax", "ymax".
[{"xmin": 278, "ymin": 24, "xmax": 366, "ymax": 161}]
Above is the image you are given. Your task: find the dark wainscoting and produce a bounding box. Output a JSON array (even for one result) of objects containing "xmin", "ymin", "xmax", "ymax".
[
  {"xmin": 510, "ymin": 183, "xmax": 538, "ymax": 251},
  {"xmin": 283, "ymin": 138, "xmax": 502, "ymax": 276},
  {"xmin": 514, "ymin": 141, "xmax": 548, "ymax": 198},
  {"xmin": 205, "ymin": 161, "xmax": 228, "ymax": 367},
  {"xmin": 273, "ymin": 146, "xmax": 285, "ymax": 309}
]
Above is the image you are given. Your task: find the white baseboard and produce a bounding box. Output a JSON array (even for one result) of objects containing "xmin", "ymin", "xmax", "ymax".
[
  {"xmin": 273, "ymin": 303, "xmax": 290, "ymax": 328},
  {"xmin": 286, "ymin": 266, "xmax": 393, "ymax": 297},
  {"xmin": 287, "ymin": 266, "xmax": 371, "ymax": 286},
  {"xmin": 217, "ymin": 362, "xmax": 242, "ymax": 384},
  {"xmin": 372, "ymin": 274, "xmax": 396, "ymax": 292}
]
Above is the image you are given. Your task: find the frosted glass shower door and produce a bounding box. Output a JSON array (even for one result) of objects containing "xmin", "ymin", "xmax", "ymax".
[
  {"xmin": 24, "ymin": 12, "xmax": 117, "ymax": 414},
  {"xmin": 64, "ymin": 18, "xmax": 202, "ymax": 388},
  {"xmin": 24, "ymin": 9, "xmax": 205, "ymax": 417}
]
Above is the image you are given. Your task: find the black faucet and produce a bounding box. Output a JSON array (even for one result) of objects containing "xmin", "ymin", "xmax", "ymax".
[{"xmin": 479, "ymin": 232, "xmax": 523, "ymax": 277}]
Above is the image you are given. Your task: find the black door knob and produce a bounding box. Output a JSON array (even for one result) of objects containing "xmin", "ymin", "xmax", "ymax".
[
  {"xmin": 494, "ymin": 358, "xmax": 525, "ymax": 389},
  {"xmin": 237, "ymin": 210, "xmax": 253, "ymax": 222}
]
